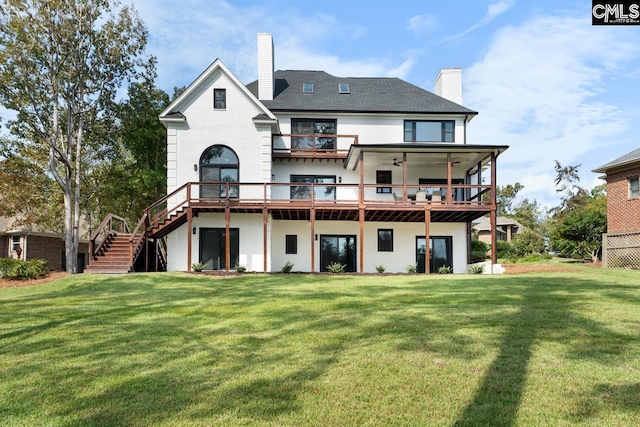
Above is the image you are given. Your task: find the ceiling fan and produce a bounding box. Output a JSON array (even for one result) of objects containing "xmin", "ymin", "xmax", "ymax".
[{"xmin": 393, "ymin": 158, "xmax": 404, "ymax": 167}]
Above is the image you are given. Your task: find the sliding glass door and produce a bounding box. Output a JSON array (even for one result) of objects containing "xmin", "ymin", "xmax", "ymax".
[
  {"xmin": 416, "ymin": 236, "xmax": 452, "ymax": 273},
  {"xmin": 320, "ymin": 235, "xmax": 357, "ymax": 272},
  {"xmin": 200, "ymin": 228, "xmax": 239, "ymax": 270}
]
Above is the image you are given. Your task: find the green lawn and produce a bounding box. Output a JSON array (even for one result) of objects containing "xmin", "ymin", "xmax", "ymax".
[{"xmin": 1, "ymin": 267, "xmax": 640, "ymax": 426}]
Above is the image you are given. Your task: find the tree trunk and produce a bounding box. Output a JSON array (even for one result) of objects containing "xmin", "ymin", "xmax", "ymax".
[{"xmin": 63, "ymin": 190, "xmax": 78, "ymax": 274}]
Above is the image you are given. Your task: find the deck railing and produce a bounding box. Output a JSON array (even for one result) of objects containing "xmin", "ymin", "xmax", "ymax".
[
  {"xmin": 272, "ymin": 134, "xmax": 358, "ymax": 158},
  {"xmin": 150, "ymin": 181, "xmax": 493, "ymax": 222}
]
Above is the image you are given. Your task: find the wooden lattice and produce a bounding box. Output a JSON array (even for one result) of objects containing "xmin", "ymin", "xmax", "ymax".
[{"xmin": 603, "ymin": 231, "xmax": 640, "ymax": 268}]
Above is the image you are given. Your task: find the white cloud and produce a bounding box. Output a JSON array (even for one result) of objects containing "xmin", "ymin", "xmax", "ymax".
[
  {"xmin": 465, "ymin": 14, "xmax": 639, "ymax": 207},
  {"xmin": 134, "ymin": 0, "xmax": 394, "ymax": 90},
  {"xmin": 444, "ymin": 0, "xmax": 515, "ymax": 41},
  {"xmin": 406, "ymin": 14, "xmax": 440, "ymax": 37}
]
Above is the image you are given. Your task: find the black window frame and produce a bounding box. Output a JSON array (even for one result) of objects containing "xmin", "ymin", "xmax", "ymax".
[
  {"xmin": 378, "ymin": 229, "xmax": 394, "ymax": 252},
  {"xmin": 285, "ymin": 235, "xmax": 298, "ymax": 254},
  {"xmin": 376, "ymin": 170, "xmax": 392, "ymax": 194},
  {"xmin": 214, "ymin": 88, "xmax": 226, "ymax": 109},
  {"xmin": 291, "ymin": 118, "xmax": 337, "ymax": 150},
  {"xmin": 404, "ymin": 120, "xmax": 455, "ymax": 142},
  {"xmin": 290, "ymin": 175, "xmax": 337, "ymax": 200}
]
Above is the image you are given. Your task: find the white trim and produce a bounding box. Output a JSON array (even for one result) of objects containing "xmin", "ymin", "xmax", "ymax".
[{"xmin": 159, "ymin": 59, "xmax": 277, "ymax": 122}]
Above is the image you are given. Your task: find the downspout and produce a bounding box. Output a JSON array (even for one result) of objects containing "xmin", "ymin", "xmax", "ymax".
[{"xmin": 463, "ymin": 114, "xmax": 468, "ymax": 144}]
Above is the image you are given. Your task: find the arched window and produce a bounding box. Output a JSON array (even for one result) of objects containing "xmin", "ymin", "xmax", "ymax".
[{"xmin": 200, "ymin": 145, "xmax": 239, "ymax": 198}]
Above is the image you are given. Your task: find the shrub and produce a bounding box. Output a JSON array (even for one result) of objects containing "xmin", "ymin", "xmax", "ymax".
[
  {"xmin": 191, "ymin": 263, "xmax": 204, "ymax": 272},
  {"xmin": 234, "ymin": 264, "xmax": 247, "ymax": 273},
  {"xmin": 281, "ymin": 261, "xmax": 294, "ymax": 273},
  {"xmin": 467, "ymin": 264, "xmax": 485, "ymax": 274},
  {"xmin": 0, "ymin": 258, "xmax": 48, "ymax": 280},
  {"xmin": 437, "ymin": 265, "xmax": 452, "ymax": 274},
  {"xmin": 375, "ymin": 264, "xmax": 386, "ymax": 273},
  {"xmin": 471, "ymin": 239, "xmax": 489, "ymax": 253},
  {"xmin": 326, "ymin": 262, "xmax": 346, "ymax": 273},
  {"xmin": 471, "ymin": 250, "xmax": 487, "ymax": 263},
  {"xmin": 496, "ymin": 240, "xmax": 514, "ymax": 259},
  {"xmin": 405, "ymin": 264, "xmax": 417, "ymax": 274}
]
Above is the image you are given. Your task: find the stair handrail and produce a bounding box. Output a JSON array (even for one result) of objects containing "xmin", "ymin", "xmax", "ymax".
[
  {"xmin": 90, "ymin": 213, "xmax": 130, "ymax": 260},
  {"xmin": 145, "ymin": 182, "xmax": 191, "ymax": 229},
  {"xmin": 128, "ymin": 213, "xmax": 149, "ymax": 267}
]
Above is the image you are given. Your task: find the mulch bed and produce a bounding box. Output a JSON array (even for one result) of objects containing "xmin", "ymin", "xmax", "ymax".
[{"xmin": 0, "ymin": 271, "xmax": 70, "ymax": 288}]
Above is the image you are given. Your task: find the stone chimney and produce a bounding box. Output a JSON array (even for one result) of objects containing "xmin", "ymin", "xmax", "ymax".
[
  {"xmin": 434, "ymin": 68, "xmax": 462, "ymax": 105},
  {"xmin": 257, "ymin": 33, "xmax": 274, "ymax": 101}
]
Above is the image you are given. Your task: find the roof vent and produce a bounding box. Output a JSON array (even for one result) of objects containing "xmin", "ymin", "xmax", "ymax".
[
  {"xmin": 303, "ymin": 83, "xmax": 314, "ymax": 93},
  {"xmin": 339, "ymin": 83, "xmax": 350, "ymax": 94}
]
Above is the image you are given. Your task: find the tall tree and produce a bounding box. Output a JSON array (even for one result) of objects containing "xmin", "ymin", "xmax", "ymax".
[
  {"xmin": 496, "ymin": 182, "xmax": 524, "ymax": 216},
  {"xmin": 82, "ymin": 79, "xmax": 169, "ymax": 228},
  {"xmin": 0, "ymin": 0, "xmax": 149, "ymax": 272}
]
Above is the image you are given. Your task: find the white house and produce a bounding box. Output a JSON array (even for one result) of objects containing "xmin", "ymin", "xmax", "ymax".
[{"xmin": 87, "ymin": 34, "xmax": 507, "ymax": 274}]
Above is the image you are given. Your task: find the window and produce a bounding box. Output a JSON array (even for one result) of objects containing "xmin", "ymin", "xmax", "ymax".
[
  {"xmin": 339, "ymin": 83, "xmax": 350, "ymax": 94},
  {"xmin": 290, "ymin": 175, "xmax": 336, "ymax": 200},
  {"xmin": 404, "ymin": 120, "xmax": 455, "ymax": 142},
  {"xmin": 214, "ymin": 89, "xmax": 226, "ymax": 109},
  {"xmin": 11, "ymin": 236, "xmax": 20, "ymax": 251},
  {"xmin": 291, "ymin": 118, "xmax": 336, "ymax": 150},
  {"xmin": 285, "ymin": 235, "xmax": 298, "ymax": 254},
  {"xmin": 378, "ymin": 229, "xmax": 393, "ymax": 252},
  {"xmin": 303, "ymin": 83, "xmax": 314, "ymax": 93},
  {"xmin": 200, "ymin": 145, "xmax": 239, "ymax": 198},
  {"xmin": 376, "ymin": 170, "xmax": 392, "ymax": 194},
  {"xmin": 630, "ymin": 177, "xmax": 639, "ymax": 198}
]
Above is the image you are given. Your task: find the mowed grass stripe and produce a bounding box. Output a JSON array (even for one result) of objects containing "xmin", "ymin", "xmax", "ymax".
[{"xmin": 1, "ymin": 267, "xmax": 639, "ymax": 426}]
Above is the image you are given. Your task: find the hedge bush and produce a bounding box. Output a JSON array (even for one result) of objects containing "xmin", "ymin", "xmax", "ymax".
[
  {"xmin": 470, "ymin": 239, "xmax": 489, "ymax": 263},
  {"xmin": 0, "ymin": 258, "xmax": 48, "ymax": 280},
  {"xmin": 496, "ymin": 240, "xmax": 514, "ymax": 259}
]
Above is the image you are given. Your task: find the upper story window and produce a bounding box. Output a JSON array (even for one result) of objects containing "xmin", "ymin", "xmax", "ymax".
[
  {"xmin": 291, "ymin": 118, "xmax": 336, "ymax": 150},
  {"xmin": 339, "ymin": 83, "xmax": 350, "ymax": 94},
  {"xmin": 214, "ymin": 89, "xmax": 226, "ymax": 109},
  {"xmin": 630, "ymin": 176, "xmax": 639, "ymax": 198},
  {"xmin": 303, "ymin": 83, "xmax": 314, "ymax": 93},
  {"xmin": 404, "ymin": 120, "xmax": 454, "ymax": 143}
]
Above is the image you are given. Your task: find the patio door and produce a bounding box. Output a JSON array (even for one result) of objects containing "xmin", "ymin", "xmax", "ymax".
[
  {"xmin": 416, "ymin": 236, "xmax": 452, "ymax": 273},
  {"xmin": 200, "ymin": 228, "xmax": 239, "ymax": 270},
  {"xmin": 320, "ymin": 235, "xmax": 356, "ymax": 272}
]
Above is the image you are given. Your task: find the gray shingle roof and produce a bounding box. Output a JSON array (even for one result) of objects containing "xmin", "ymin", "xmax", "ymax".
[
  {"xmin": 593, "ymin": 147, "xmax": 640, "ymax": 173},
  {"xmin": 245, "ymin": 70, "xmax": 477, "ymax": 115}
]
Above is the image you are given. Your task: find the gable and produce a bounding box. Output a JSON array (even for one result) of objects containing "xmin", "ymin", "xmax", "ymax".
[{"xmin": 160, "ymin": 59, "xmax": 276, "ymax": 125}]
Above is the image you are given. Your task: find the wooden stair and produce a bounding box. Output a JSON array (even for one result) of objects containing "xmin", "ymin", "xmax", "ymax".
[
  {"xmin": 148, "ymin": 208, "xmax": 188, "ymax": 239},
  {"xmin": 85, "ymin": 233, "xmax": 136, "ymax": 274}
]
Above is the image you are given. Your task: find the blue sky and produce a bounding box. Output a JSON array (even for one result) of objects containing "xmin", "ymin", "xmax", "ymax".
[{"xmin": 5, "ymin": 0, "xmax": 640, "ymax": 210}]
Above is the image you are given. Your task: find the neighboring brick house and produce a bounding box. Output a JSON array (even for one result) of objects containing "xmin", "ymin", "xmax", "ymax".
[
  {"xmin": 472, "ymin": 216, "xmax": 523, "ymax": 246},
  {"xmin": 1, "ymin": 217, "xmax": 90, "ymax": 272},
  {"xmin": 593, "ymin": 147, "xmax": 640, "ymax": 268}
]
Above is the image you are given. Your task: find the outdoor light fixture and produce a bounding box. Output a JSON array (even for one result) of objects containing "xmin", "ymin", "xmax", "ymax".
[
  {"xmin": 338, "ymin": 176, "xmax": 342, "ymax": 183},
  {"xmin": 194, "ymin": 164, "xmax": 198, "ymax": 172},
  {"xmin": 272, "ymin": 174, "xmax": 275, "ymax": 181},
  {"xmin": 193, "ymin": 227, "xmax": 196, "ymax": 235}
]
